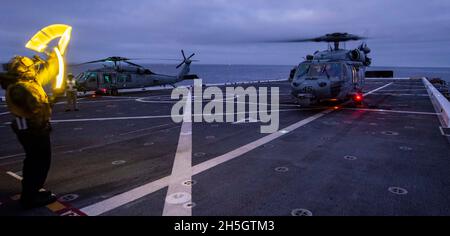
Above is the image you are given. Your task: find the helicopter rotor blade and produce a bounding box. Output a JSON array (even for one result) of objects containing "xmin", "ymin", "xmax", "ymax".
[
  {"xmin": 181, "ymin": 50, "xmax": 186, "ymax": 60},
  {"xmin": 263, "ymin": 33, "xmax": 367, "ymax": 43},
  {"xmin": 187, "ymin": 53, "xmax": 195, "ymax": 60},
  {"xmin": 76, "ymin": 59, "xmax": 109, "ymax": 65},
  {"xmin": 123, "ymin": 61, "xmax": 144, "ymax": 68},
  {"xmin": 176, "ymin": 62, "xmax": 184, "ymax": 69}
]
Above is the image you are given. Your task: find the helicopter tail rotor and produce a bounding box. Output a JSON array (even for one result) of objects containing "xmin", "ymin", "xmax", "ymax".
[{"xmin": 176, "ymin": 50, "xmax": 196, "ymax": 69}]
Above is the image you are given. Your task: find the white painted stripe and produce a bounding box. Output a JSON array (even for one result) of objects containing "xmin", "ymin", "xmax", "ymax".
[
  {"xmin": 363, "ymin": 82, "xmax": 393, "ymax": 96},
  {"xmin": 50, "ymin": 115, "xmax": 175, "ymax": 123},
  {"xmin": 119, "ymin": 123, "xmax": 172, "ymax": 136},
  {"xmin": 370, "ymin": 93, "xmax": 429, "ymax": 97},
  {"xmin": 0, "ymin": 153, "xmax": 25, "ymax": 160},
  {"xmin": 163, "ymin": 90, "xmax": 192, "ymax": 216},
  {"xmin": 80, "ymin": 111, "xmax": 330, "ymax": 216},
  {"xmin": 6, "ymin": 171, "xmax": 23, "ymax": 181},
  {"xmin": 0, "ymin": 112, "xmax": 10, "ymax": 116},
  {"xmin": 47, "ymin": 108, "xmax": 320, "ymax": 124},
  {"xmin": 80, "ymin": 176, "xmax": 171, "ymax": 216},
  {"xmin": 342, "ymin": 108, "xmax": 438, "ymax": 116},
  {"xmin": 79, "ymin": 83, "xmax": 390, "ymax": 216},
  {"xmin": 376, "ymin": 89, "xmax": 427, "ymax": 92},
  {"xmin": 192, "ymin": 110, "xmax": 333, "ymax": 175}
]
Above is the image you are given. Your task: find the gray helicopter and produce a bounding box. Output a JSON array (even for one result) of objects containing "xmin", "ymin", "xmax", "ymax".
[
  {"xmin": 74, "ymin": 50, "xmax": 198, "ymax": 95},
  {"xmin": 282, "ymin": 32, "xmax": 371, "ymax": 106}
]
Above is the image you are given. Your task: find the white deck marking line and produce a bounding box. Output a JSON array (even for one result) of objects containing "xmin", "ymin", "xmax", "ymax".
[
  {"xmin": 79, "ymin": 82, "xmax": 392, "ymax": 216},
  {"xmin": 342, "ymin": 108, "xmax": 438, "ymax": 116},
  {"xmin": 375, "ymin": 89, "xmax": 427, "ymax": 92},
  {"xmin": 119, "ymin": 123, "xmax": 172, "ymax": 136},
  {"xmin": 80, "ymin": 176, "xmax": 171, "ymax": 216},
  {"xmin": 363, "ymin": 82, "xmax": 393, "ymax": 96},
  {"xmin": 0, "ymin": 112, "xmax": 10, "ymax": 116},
  {"xmin": 77, "ymin": 99, "xmax": 137, "ymax": 104},
  {"xmin": 54, "ymin": 99, "xmax": 136, "ymax": 105},
  {"xmin": 191, "ymin": 110, "xmax": 333, "ymax": 175},
  {"xmin": 50, "ymin": 115, "xmax": 175, "ymax": 123},
  {"xmin": 370, "ymin": 93, "xmax": 429, "ymax": 97},
  {"xmin": 0, "ymin": 153, "xmax": 25, "ymax": 160},
  {"xmin": 163, "ymin": 90, "xmax": 192, "ymax": 216},
  {"xmin": 6, "ymin": 171, "xmax": 23, "ymax": 181},
  {"xmin": 43, "ymin": 108, "xmax": 319, "ymax": 124}
]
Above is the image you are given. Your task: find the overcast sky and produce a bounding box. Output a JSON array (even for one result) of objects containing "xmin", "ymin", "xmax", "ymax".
[{"xmin": 1, "ymin": 0, "xmax": 450, "ymax": 67}]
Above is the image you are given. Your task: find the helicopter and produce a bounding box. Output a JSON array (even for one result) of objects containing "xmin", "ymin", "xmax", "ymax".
[
  {"xmin": 74, "ymin": 50, "xmax": 199, "ymax": 95},
  {"xmin": 280, "ymin": 32, "xmax": 372, "ymax": 106}
]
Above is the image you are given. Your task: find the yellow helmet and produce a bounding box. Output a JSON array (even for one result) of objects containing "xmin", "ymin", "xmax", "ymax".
[{"xmin": 6, "ymin": 56, "xmax": 40, "ymax": 79}]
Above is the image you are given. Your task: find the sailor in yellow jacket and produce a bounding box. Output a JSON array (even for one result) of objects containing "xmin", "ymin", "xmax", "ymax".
[{"xmin": 0, "ymin": 53, "xmax": 59, "ymax": 209}]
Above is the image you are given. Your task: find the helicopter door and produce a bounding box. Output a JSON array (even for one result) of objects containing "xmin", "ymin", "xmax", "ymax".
[{"xmin": 102, "ymin": 73, "xmax": 117, "ymax": 88}]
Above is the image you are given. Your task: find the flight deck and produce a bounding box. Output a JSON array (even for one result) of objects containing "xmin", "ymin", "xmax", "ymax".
[{"xmin": 0, "ymin": 78, "xmax": 449, "ymax": 216}]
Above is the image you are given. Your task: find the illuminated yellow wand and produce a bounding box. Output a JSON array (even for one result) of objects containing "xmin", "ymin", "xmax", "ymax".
[{"xmin": 25, "ymin": 24, "xmax": 72, "ymax": 89}]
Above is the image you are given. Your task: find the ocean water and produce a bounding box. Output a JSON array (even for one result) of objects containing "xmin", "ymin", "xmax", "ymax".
[
  {"xmin": 66, "ymin": 64, "xmax": 295, "ymax": 86},
  {"xmin": 1, "ymin": 64, "xmax": 450, "ymax": 97},
  {"xmin": 68, "ymin": 64, "xmax": 450, "ymax": 84}
]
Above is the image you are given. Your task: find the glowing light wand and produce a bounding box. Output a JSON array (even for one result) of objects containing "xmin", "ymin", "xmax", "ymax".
[{"xmin": 25, "ymin": 24, "xmax": 72, "ymax": 89}]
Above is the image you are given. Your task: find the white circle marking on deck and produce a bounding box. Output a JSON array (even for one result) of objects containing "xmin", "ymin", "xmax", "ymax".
[
  {"xmin": 275, "ymin": 167, "xmax": 289, "ymax": 172},
  {"xmin": 291, "ymin": 209, "xmax": 313, "ymax": 216},
  {"xmin": 182, "ymin": 180, "xmax": 197, "ymax": 186},
  {"xmin": 183, "ymin": 202, "xmax": 196, "ymax": 209},
  {"xmin": 165, "ymin": 192, "xmax": 191, "ymax": 204},
  {"xmin": 112, "ymin": 160, "xmax": 126, "ymax": 165},
  {"xmin": 194, "ymin": 152, "xmax": 206, "ymax": 157},
  {"xmin": 381, "ymin": 131, "xmax": 399, "ymax": 136},
  {"xmin": 388, "ymin": 187, "xmax": 408, "ymax": 195},
  {"xmin": 399, "ymin": 146, "xmax": 413, "ymax": 151},
  {"xmin": 344, "ymin": 155, "xmax": 357, "ymax": 161},
  {"xmin": 58, "ymin": 194, "xmax": 79, "ymax": 202}
]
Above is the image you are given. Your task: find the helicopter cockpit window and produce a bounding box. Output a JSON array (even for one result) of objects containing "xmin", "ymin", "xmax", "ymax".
[
  {"xmin": 85, "ymin": 72, "xmax": 98, "ymax": 82},
  {"xmin": 75, "ymin": 73, "xmax": 84, "ymax": 82},
  {"xmin": 296, "ymin": 63, "xmax": 310, "ymax": 78},
  {"xmin": 308, "ymin": 63, "xmax": 341, "ymax": 79}
]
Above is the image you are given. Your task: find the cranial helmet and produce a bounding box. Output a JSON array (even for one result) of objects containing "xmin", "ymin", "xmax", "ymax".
[{"xmin": 5, "ymin": 55, "xmax": 42, "ymax": 80}]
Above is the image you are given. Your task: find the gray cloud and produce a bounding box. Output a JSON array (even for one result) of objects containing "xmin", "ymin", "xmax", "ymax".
[{"xmin": 1, "ymin": 0, "xmax": 450, "ymax": 66}]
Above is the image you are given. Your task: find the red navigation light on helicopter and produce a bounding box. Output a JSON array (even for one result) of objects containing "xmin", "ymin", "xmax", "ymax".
[{"xmin": 353, "ymin": 93, "xmax": 363, "ymax": 102}]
